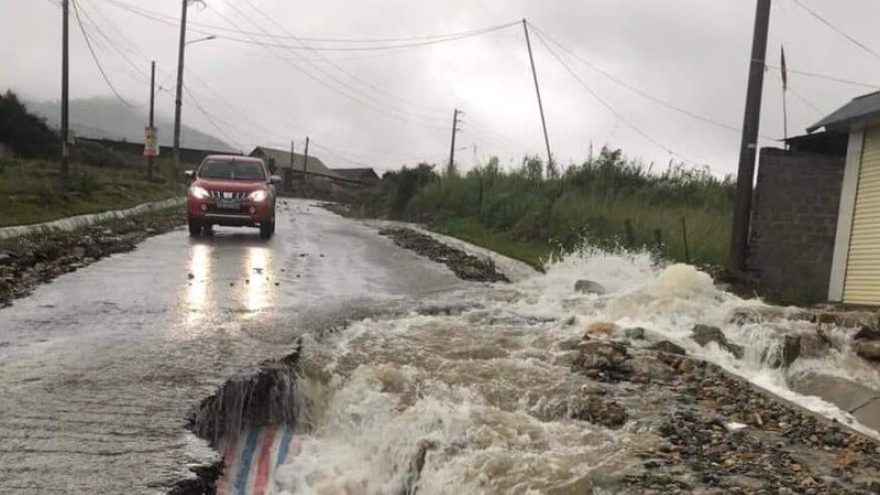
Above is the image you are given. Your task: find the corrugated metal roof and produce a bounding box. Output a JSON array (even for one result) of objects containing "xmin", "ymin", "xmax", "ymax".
[
  {"xmin": 248, "ymin": 147, "xmax": 342, "ymax": 179},
  {"xmin": 808, "ymin": 90, "xmax": 880, "ymax": 133}
]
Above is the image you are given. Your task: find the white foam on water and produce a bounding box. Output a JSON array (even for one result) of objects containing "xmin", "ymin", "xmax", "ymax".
[{"xmin": 273, "ymin": 246, "xmax": 880, "ymax": 493}]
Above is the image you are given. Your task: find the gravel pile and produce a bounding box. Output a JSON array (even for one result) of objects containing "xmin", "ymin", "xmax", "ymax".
[
  {"xmin": 378, "ymin": 227, "xmax": 509, "ymax": 283},
  {"xmin": 570, "ymin": 333, "xmax": 880, "ymax": 494}
]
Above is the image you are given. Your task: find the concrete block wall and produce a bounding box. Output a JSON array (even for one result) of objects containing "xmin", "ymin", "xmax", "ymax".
[{"xmin": 748, "ymin": 148, "xmax": 845, "ymax": 303}]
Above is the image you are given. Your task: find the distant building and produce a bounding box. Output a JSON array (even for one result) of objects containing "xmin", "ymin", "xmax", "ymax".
[
  {"xmin": 330, "ymin": 167, "xmax": 380, "ymax": 184},
  {"xmin": 248, "ymin": 146, "xmax": 342, "ymax": 180},
  {"xmin": 78, "ymin": 137, "xmax": 240, "ymax": 166}
]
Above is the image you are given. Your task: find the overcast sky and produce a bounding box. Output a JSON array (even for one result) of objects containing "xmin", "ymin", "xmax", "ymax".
[{"xmin": 3, "ymin": 0, "xmax": 880, "ymax": 175}]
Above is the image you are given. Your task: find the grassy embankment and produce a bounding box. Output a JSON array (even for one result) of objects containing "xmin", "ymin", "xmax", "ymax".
[
  {"xmin": 337, "ymin": 148, "xmax": 735, "ymax": 271},
  {"xmin": 1, "ymin": 90, "xmax": 185, "ymax": 227},
  {"xmin": 0, "ymin": 155, "xmax": 185, "ymax": 227}
]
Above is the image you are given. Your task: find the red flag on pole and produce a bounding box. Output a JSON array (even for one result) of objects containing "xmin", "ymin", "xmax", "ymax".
[{"xmin": 781, "ymin": 46, "xmax": 788, "ymax": 91}]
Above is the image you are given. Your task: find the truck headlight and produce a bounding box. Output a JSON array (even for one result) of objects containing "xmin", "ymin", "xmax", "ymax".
[
  {"xmin": 249, "ymin": 190, "xmax": 268, "ymax": 202},
  {"xmin": 189, "ymin": 185, "xmax": 209, "ymax": 199}
]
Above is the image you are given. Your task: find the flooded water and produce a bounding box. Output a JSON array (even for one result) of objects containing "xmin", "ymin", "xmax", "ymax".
[{"xmin": 216, "ymin": 247, "xmax": 880, "ymax": 494}]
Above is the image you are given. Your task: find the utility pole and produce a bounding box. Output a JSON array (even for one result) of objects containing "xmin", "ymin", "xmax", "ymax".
[
  {"xmin": 728, "ymin": 0, "xmax": 772, "ymax": 273},
  {"xmin": 61, "ymin": 0, "xmax": 70, "ymax": 180},
  {"xmin": 522, "ymin": 19, "xmax": 552, "ymax": 168},
  {"xmin": 303, "ymin": 137, "xmax": 310, "ymax": 175},
  {"xmin": 448, "ymin": 108, "xmax": 463, "ymax": 176},
  {"xmin": 173, "ymin": 0, "xmax": 189, "ymax": 169},
  {"xmin": 147, "ymin": 60, "xmax": 156, "ymax": 181},
  {"xmin": 290, "ymin": 140, "xmax": 295, "ymax": 169}
]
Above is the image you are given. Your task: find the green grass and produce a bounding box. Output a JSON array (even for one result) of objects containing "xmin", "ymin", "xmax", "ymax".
[
  {"xmin": 431, "ymin": 217, "xmax": 551, "ymax": 271},
  {"xmin": 0, "ymin": 159, "xmax": 185, "ymax": 227},
  {"xmin": 350, "ymin": 146, "xmax": 736, "ymax": 268}
]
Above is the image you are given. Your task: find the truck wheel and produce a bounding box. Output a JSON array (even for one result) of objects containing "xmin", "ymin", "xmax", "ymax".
[
  {"xmin": 260, "ymin": 221, "xmax": 274, "ymax": 240},
  {"xmin": 188, "ymin": 221, "xmax": 201, "ymax": 237}
]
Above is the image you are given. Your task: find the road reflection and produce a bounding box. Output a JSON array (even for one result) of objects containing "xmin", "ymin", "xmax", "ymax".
[
  {"xmin": 185, "ymin": 243, "xmax": 211, "ymax": 326},
  {"xmin": 243, "ymin": 246, "xmax": 273, "ymax": 316}
]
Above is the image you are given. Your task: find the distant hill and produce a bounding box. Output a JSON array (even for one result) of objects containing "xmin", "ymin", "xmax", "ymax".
[{"xmin": 24, "ymin": 96, "xmax": 235, "ymax": 152}]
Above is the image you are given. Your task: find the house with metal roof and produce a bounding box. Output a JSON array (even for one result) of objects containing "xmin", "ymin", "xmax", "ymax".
[
  {"xmin": 330, "ymin": 167, "xmax": 380, "ymax": 184},
  {"xmin": 248, "ymin": 146, "xmax": 343, "ymax": 180},
  {"xmin": 807, "ymin": 90, "xmax": 880, "ymax": 305}
]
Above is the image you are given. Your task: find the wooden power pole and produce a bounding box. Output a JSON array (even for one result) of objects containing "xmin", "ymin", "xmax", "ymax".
[
  {"xmin": 728, "ymin": 0, "xmax": 772, "ymax": 273},
  {"xmin": 61, "ymin": 0, "xmax": 70, "ymax": 180}
]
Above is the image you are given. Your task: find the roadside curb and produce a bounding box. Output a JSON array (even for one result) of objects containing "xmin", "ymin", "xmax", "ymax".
[{"xmin": 0, "ymin": 197, "xmax": 185, "ymax": 240}]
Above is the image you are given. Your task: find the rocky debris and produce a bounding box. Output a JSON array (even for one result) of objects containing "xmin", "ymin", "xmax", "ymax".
[
  {"xmin": 574, "ymin": 279, "xmax": 606, "ymax": 295},
  {"xmin": 0, "ymin": 208, "xmax": 185, "ymax": 308},
  {"xmin": 729, "ymin": 304, "xmax": 813, "ymax": 325},
  {"xmin": 570, "ymin": 392, "xmax": 629, "ymax": 429},
  {"xmin": 378, "ymin": 227, "xmax": 509, "ymax": 283},
  {"xmin": 583, "ymin": 321, "xmax": 616, "ymax": 339},
  {"xmin": 572, "ymin": 340, "xmax": 632, "ymax": 382},
  {"xmin": 623, "ymin": 327, "xmax": 646, "ymax": 341},
  {"xmin": 815, "ymin": 310, "xmax": 878, "ymax": 332},
  {"xmin": 572, "ymin": 336, "xmax": 880, "ymax": 494},
  {"xmin": 651, "ymin": 340, "xmax": 686, "ymax": 356},
  {"xmin": 691, "ymin": 324, "xmax": 744, "ymax": 359},
  {"xmin": 855, "ymin": 341, "xmax": 880, "ymax": 361}
]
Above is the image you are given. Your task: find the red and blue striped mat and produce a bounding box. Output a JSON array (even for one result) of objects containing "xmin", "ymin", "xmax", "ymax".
[{"xmin": 216, "ymin": 427, "xmax": 308, "ymax": 495}]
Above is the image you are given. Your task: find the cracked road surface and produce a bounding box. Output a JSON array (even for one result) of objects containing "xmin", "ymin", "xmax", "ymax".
[{"xmin": 0, "ymin": 200, "xmax": 464, "ymax": 495}]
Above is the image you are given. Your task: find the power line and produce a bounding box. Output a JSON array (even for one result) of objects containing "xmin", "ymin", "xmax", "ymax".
[
  {"xmin": 206, "ymin": 0, "xmax": 451, "ymax": 131},
  {"xmin": 98, "ymin": 0, "xmax": 516, "ymax": 45},
  {"xmin": 764, "ymin": 63, "xmax": 880, "ymax": 89},
  {"xmin": 232, "ymin": 0, "xmax": 459, "ymax": 120},
  {"xmin": 70, "ymin": 0, "xmax": 143, "ymax": 108},
  {"xmin": 528, "ymin": 22, "xmax": 773, "ymax": 141},
  {"xmin": 789, "ymin": 0, "xmax": 880, "ymax": 63},
  {"xmin": 530, "ymin": 28, "xmax": 700, "ymax": 166}
]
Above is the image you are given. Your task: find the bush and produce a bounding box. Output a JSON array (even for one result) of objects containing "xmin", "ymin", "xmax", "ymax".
[
  {"xmin": 357, "ymin": 146, "xmax": 735, "ymax": 266},
  {"xmin": 0, "ymin": 91, "xmax": 60, "ymax": 160}
]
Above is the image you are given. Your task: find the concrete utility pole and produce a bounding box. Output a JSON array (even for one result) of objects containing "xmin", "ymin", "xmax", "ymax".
[
  {"xmin": 448, "ymin": 108, "xmax": 463, "ymax": 175},
  {"xmin": 728, "ymin": 0, "xmax": 772, "ymax": 273},
  {"xmin": 147, "ymin": 60, "xmax": 156, "ymax": 181},
  {"xmin": 522, "ymin": 19, "xmax": 552, "ymax": 168},
  {"xmin": 173, "ymin": 0, "xmax": 189, "ymax": 169},
  {"xmin": 61, "ymin": 0, "xmax": 70, "ymax": 180},
  {"xmin": 290, "ymin": 140, "xmax": 295, "ymax": 169},
  {"xmin": 303, "ymin": 137, "xmax": 310, "ymax": 175}
]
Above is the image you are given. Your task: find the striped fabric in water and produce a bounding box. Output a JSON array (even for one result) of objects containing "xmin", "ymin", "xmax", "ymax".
[{"xmin": 216, "ymin": 427, "xmax": 308, "ymax": 495}]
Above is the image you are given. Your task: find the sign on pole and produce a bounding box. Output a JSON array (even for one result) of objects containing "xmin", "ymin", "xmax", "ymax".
[{"xmin": 144, "ymin": 126, "xmax": 159, "ymax": 157}]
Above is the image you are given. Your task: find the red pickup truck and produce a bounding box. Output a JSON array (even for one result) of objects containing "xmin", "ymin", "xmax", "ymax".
[{"xmin": 185, "ymin": 155, "xmax": 281, "ymax": 239}]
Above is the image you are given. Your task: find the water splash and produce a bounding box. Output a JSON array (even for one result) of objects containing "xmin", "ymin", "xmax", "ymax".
[{"xmin": 264, "ymin": 244, "xmax": 880, "ymax": 493}]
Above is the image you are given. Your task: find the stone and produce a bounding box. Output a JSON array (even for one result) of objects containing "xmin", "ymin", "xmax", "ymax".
[
  {"xmin": 628, "ymin": 355, "xmax": 674, "ymax": 380},
  {"xmin": 570, "ymin": 395, "xmax": 628, "ymax": 429},
  {"xmin": 584, "ymin": 321, "xmax": 616, "ymax": 339},
  {"xmin": 71, "ymin": 246, "xmax": 86, "ymax": 259},
  {"xmin": 764, "ymin": 335, "xmax": 802, "ymax": 369},
  {"xmin": 692, "ymin": 324, "xmax": 744, "ymax": 359},
  {"xmin": 652, "ymin": 340, "xmax": 686, "ymax": 356},
  {"xmin": 557, "ymin": 338, "xmax": 582, "ymax": 351},
  {"xmin": 624, "ymin": 327, "xmax": 647, "ymax": 340},
  {"xmin": 855, "ymin": 341, "xmax": 880, "ymax": 361},
  {"xmin": 574, "ymin": 279, "xmax": 606, "ymax": 295}
]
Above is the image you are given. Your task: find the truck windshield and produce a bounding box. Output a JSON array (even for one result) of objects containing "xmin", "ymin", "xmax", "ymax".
[{"xmin": 198, "ymin": 160, "xmax": 266, "ymax": 181}]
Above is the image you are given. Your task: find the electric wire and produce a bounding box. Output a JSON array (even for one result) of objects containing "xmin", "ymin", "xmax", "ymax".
[{"xmin": 70, "ymin": 0, "xmax": 143, "ymax": 108}]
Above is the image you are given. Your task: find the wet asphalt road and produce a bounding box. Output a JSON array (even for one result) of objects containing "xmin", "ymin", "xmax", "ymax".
[{"xmin": 0, "ymin": 200, "xmax": 465, "ymax": 495}]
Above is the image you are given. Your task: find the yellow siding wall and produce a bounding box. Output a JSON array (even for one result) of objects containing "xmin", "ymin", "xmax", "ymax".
[{"xmin": 844, "ymin": 125, "xmax": 880, "ymax": 305}]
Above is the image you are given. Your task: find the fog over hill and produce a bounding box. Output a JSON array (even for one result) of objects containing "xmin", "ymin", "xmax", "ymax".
[{"xmin": 25, "ymin": 96, "xmax": 235, "ymax": 152}]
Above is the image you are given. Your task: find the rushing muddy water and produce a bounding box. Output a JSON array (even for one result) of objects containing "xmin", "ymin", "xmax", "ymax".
[{"xmin": 212, "ymin": 247, "xmax": 880, "ymax": 494}]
